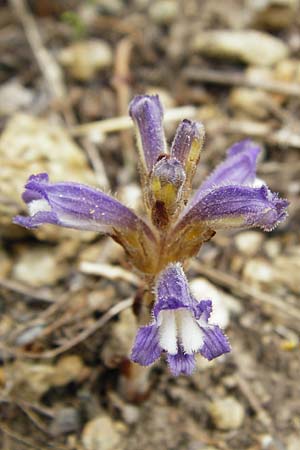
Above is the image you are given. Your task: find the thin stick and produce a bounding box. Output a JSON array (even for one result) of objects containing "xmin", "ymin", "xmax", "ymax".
[
  {"xmin": 79, "ymin": 262, "xmax": 141, "ymax": 286},
  {"xmin": 10, "ymin": 0, "xmax": 66, "ymax": 101},
  {"xmin": 70, "ymin": 106, "xmax": 197, "ymax": 137},
  {"xmin": 8, "ymin": 297, "xmax": 133, "ymax": 359},
  {"xmin": 0, "ymin": 278, "xmax": 54, "ymax": 303},
  {"xmin": 113, "ymin": 37, "xmax": 135, "ymax": 177},
  {"xmin": 185, "ymin": 67, "xmax": 300, "ymax": 98},
  {"xmin": 206, "ymin": 118, "xmax": 300, "ymax": 149}
]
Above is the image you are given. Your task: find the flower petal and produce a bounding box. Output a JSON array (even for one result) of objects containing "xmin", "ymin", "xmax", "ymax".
[
  {"xmin": 153, "ymin": 263, "xmax": 197, "ymax": 319},
  {"xmin": 179, "ymin": 185, "xmax": 288, "ymax": 232},
  {"xmin": 131, "ymin": 324, "xmax": 161, "ymax": 366},
  {"xmin": 167, "ymin": 347, "xmax": 196, "ymax": 376},
  {"xmin": 192, "ymin": 139, "xmax": 261, "ymax": 205},
  {"xmin": 199, "ymin": 326, "xmax": 231, "ymax": 361},
  {"xmin": 13, "ymin": 173, "xmax": 153, "ymax": 235},
  {"xmin": 129, "ymin": 95, "xmax": 167, "ymax": 172},
  {"xmin": 193, "ymin": 299, "xmax": 213, "ymax": 322}
]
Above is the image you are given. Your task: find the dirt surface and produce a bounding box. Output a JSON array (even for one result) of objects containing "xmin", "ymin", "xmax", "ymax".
[{"xmin": 0, "ymin": 1, "xmax": 300, "ymax": 449}]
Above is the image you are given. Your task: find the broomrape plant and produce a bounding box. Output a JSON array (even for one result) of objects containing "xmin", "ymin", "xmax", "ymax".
[{"xmin": 14, "ymin": 95, "xmax": 288, "ymax": 376}]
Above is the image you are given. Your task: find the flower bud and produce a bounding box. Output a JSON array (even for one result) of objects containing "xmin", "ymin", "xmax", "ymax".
[
  {"xmin": 150, "ymin": 156, "xmax": 186, "ymax": 228},
  {"xmin": 171, "ymin": 119, "xmax": 205, "ymax": 186}
]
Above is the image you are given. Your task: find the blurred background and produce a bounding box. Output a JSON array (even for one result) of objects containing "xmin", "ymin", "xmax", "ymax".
[{"xmin": 0, "ymin": 0, "xmax": 299, "ymax": 449}]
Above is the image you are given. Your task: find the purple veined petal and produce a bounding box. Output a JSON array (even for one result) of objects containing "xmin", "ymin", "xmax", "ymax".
[
  {"xmin": 170, "ymin": 119, "xmax": 205, "ymax": 168},
  {"xmin": 153, "ymin": 263, "xmax": 197, "ymax": 319},
  {"xmin": 191, "ymin": 139, "xmax": 261, "ymax": 206},
  {"xmin": 129, "ymin": 95, "xmax": 167, "ymax": 172},
  {"xmin": 199, "ymin": 326, "xmax": 231, "ymax": 361},
  {"xmin": 167, "ymin": 347, "xmax": 196, "ymax": 376},
  {"xmin": 193, "ymin": 299, "xmax": 213, "ymax": 321},
  {"xmin": 13, "ymin": 173, "xmax": 155, "ymax": 239},
  {"xmin": 178, "ymin": 184, "xmax": 289, "ymax": 233},
  {"xmin": 131, "ymin": 324, "xmax": 162, "ymax": 366}
]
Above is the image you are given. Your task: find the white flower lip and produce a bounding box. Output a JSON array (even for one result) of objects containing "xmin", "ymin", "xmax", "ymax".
[
  {"xmin": 28, "ymin": 199, "xmax": 51, "ymax": 216},
  {"xmin": 158, "ymin": 308, "xmax": 204, "ymax": 355}
]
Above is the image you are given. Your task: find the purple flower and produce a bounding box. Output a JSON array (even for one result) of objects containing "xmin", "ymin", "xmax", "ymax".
[
  {"xmin": 129, "ymin": 95, "xmax": 167, "ymax": 173},
  {"xmin": 13, "ymin": 94, "xmax": 289, "ymax": 376},
  {"xmin": 13, "ymin": 173, "xmax": 158, "ymax": 273},
  {"xmin": 14, "ymin": 174, "xmax": 144, "ymax": 232},
  {"xmin": 174, "ymin": 138, "xmax": 288, "ymax": 235},
  {"xmin": 131, "ymin": 263, "xmax": 230, "ymax": 376}
]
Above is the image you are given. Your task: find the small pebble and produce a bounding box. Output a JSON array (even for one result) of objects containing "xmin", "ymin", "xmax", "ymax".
[
  {"xmin": 264, "ymin": 239, "xmax": 281, "ymax": 258},
  {"xmin": 208, "ymin": 396, "xmax": 245, "ymax": 430},
  {"xmin": 235, "ymin": 231, "xmax": 264, "ymax": 257},
  {"xmin": 82, "ymin": 416, "xmax": 123, "ymax": 450},
  {"xmin": 243, "ymin": 258, "xmax": 275, "ymax": 284},
  {"xmin": 50, "ymin": 407, "xmax": 80, "ymax": 436},
  {"xmin": 230, "ymin": 88, "xmax": 274, "ymax": 119},
  {"xmin": 192, "ymin": 30, "xmax": 288, "ymax": 66},
  {"xmin": 287, "ymin": 435, "xmax": 300, "ymax": 450},
  {"xmin": 59, "ymin": 39, "xmax": 112, "ymax": 81},
  {"xmin": 149, "ymin": 0, "xmax": 179, "ymax": 25},
  {"xmin": 248, "ymin": 0, "xmax": 299, "ymax": 29}
]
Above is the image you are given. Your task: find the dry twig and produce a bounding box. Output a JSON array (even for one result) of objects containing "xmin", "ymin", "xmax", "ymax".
[
  {"xmin": 9, "ymin": 0, "xmax": 66, "ymax": 101},
  {"xmin": 185, "ymin": 67, "xmax": 300, "ymax": 98},
  {"xmin": 4, "ymin": 297, "xmax": 133, "ymax": 359},
  {"xmin": 79, "ymin": 261, "xmax": 141, "ymax": 286},
  {"xmin": 69, "ymin": 105, "xmax": 197, "ymax": 137}
]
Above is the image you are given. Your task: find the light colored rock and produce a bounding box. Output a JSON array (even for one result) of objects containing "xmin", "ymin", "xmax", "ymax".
[
  {"xmin": 208, "ymin": 396, "xmax": 245, "ymax": 430},
  {"xmin": 0, "ymin": 113, "xmax": 96, "ymax": 237},
  {"xmin": 274, "ymin": 58, "xmax": 300, "ymax": 83},
  {"xmin": 274, "ymin": 254, "xmax": 300, "ymax": 293},
  {"xmin": 59, "ymin": 39, "xmax": 112, "ymax": 81},
  {"xmin": 149, "ymin": 0, "xmax": 179, "ymax": 25},
  {"xmin": 50, "ymin": 407, "xmax": 80, "ymax": 435},
  {"xmin": 53, "ymin": 355, "xmax": 86, "ymax": 385},
  {"xmin": 230, "ymin": 88, "xmax": 274, "ymax": 119},
  {"xmin": 192, "ymin": 30, "xmax": 288, "ymax": 66},
  {"xmin": 12, "ymin": 246, "xmax": 68, "ymax": 287},
  {"xmin": 0, "ymin": 81, "xmax": 33, "ymax": 116},
  {"xmin": 248, "ymin": 0, "xmax": 299, "ymax": 29},
  {"xmin": 190, "ymin": 278, "xmax": 229, "ymax": 328},
  {"xmin": 243, "ymin": 258, "xmax": 276, "ymax": 284},
  {"xmin": 287, "ymin": 435, "xmax": 300, "ymax": 450},
  {"xmin": 82, "ymin": 416, "xmax": 123, "ymax": 450},
  {"xmin": 264, "ymin": 239, "xmax": 281, "ymax": 258},
  {"xmin": 101, "ymin": 308, "xmax": 137, "ymax": 367},
  {"xmin": 7, "ymin": 355, "xmax": 87, "ymax": 401},
  {"xmin": 235, "ymin": 231, "xmax": 264, "ymax": 256}
]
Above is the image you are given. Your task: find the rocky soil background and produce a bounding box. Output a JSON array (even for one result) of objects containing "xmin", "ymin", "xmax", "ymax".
[{"xmin": 0, "ymin": 0, "xmax": 300, "ymax": 449}]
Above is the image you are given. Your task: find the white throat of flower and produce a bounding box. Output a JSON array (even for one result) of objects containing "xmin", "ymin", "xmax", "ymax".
[
  {"xmin": 158, "ymin": 308, "xmax": 204, "ymax": 355},
  {"xmin": 28, "ymin": 199, "xmax": 51, "ymax": 216}
]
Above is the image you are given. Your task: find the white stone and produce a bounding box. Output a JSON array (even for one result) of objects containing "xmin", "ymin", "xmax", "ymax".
[
  {"xmin": 208, "ymin": 397, "xmax": 245, "ymax": 430},
  {"xmin": 235, "ymin": 231, "xmax": 264, "ymax": 256},
  {"xmin": 192, "ymin": 30, "xmax": 289, "ymax": 66},
  {"xmin": 82, "ymin": 416, "xmax": 123, "ymax": 450}
]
